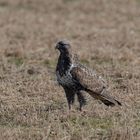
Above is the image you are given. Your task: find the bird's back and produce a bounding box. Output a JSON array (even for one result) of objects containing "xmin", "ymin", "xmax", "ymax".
[{"xmin": 70, "ymin": 63, "xmax": 107, "ymax": 93}]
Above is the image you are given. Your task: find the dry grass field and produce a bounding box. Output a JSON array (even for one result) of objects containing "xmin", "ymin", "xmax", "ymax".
[{"xmin": 0, "ymin": 0, "xmax": 140, "ymax": 139}]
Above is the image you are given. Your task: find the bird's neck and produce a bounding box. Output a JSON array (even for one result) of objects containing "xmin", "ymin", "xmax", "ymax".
[{"xmin": 57, "ymin": 52, "xmax": 72, "ymax": 76}]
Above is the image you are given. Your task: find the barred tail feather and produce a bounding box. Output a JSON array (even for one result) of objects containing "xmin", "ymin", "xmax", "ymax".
[
  {"xmin": 99, "ymin": 92, "xmax": 122, "ymax": 106},
  {"xmin": 86, "ymin": 89, "xmax": 122, "ymax": 107}
]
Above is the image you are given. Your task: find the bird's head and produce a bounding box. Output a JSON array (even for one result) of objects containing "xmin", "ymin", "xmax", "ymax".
[{"xmin": 55, "ymin": 40, "xmax": 71, "ymax": 53}]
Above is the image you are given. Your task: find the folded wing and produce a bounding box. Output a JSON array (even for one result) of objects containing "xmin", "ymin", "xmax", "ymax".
[{"xmin": 70, "ymin": 65, "xmax": 121, "ymax": 106}]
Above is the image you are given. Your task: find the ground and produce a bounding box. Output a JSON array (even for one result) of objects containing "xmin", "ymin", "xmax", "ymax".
[{"xmin": 0, "ymin": 0, "xmax": 140, "ymax": 139}]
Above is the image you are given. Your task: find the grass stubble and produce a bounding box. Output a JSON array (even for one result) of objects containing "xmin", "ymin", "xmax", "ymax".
[{"xmin": 0, "ymin": 0, "xmax": 140, "ymax": 139}]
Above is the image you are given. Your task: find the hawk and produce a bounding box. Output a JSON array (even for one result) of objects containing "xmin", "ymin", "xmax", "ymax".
[{"xmin": 55, "ymin": 40, "xmax": 121, "ymax": 111}]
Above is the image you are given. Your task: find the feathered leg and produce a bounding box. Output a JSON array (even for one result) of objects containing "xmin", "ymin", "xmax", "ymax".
[
  {"xmin": 77, "ymin": 91, "xmax": 86, "ymax": 111},
  {"xmin": 64, "ymin": 87, "xmax": 75, "ymax": 110}
]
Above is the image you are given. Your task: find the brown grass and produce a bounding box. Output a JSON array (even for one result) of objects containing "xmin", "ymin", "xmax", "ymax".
[{"xmin": 0, "ymin": 0, "xmax": 140, "ymax": 139}]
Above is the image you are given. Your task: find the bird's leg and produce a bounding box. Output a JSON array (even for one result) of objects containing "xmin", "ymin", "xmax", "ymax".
[
  {"xmin": 77, "ymin": 92, "xmax": 86, "ymax": 111},
  {"xmin": 79, "ymin": 103, "xmax": 82, "ymax": 111},
  {"xmin": 68, "ymin": 102, "xmax": 73, "ymax": 111},
  {"xmin": 65, "ymin": 92, "xmax": 75, "ymax": 111},
  {"xmin": 64, "ymin": 87, "xmax": 76, "ymax": 112}
]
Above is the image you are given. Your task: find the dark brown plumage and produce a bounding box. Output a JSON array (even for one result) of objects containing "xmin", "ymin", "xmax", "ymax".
[{"xmin": 55, "ymin": 40, "xmax": 121, "ymax": 111}]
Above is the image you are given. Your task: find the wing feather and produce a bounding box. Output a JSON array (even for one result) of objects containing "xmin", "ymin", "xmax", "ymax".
[{"xmin": 70, "ymin": 65, "xmax": 107, "ymax": 94}]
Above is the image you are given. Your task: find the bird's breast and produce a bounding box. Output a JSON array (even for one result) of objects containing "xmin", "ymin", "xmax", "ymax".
[{"xmin": 56, "ymin": 71, "xmax": 75, "ymax": 86}]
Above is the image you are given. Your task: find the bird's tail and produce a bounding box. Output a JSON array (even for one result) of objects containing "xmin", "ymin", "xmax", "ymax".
[
  {"xmin": 99, "ymin": 93, "xmax": 122, "ymax": 106},
  {"xmin": 87, "ymin": 89, "xmax": 121, "ymax": 107}
]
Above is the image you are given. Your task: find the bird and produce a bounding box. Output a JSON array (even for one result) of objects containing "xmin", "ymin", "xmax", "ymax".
[{"xmin": 55, "ymin": 40, "xmax": 121, "ymax": 111}]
